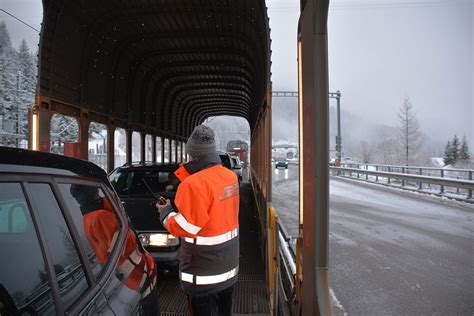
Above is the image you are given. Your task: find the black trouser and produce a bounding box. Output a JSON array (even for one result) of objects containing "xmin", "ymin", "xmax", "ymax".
[
  {"xmin": 188, "ymin": 285, "xmax": 234, "ymax": 316},
  {"xmin": 141, "ymin": 286, "xmax": 160, "ymax": 315}
]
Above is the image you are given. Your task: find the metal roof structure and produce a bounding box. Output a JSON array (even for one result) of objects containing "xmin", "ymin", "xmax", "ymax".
[{"xmin": 38, "ymin": 0, "xmax": 271, "ymax": 140}]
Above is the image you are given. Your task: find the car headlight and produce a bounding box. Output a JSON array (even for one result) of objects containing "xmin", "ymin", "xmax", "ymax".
[{"xmin": 138, "ymin": 233, "xmax": 179, "ymax": 247}]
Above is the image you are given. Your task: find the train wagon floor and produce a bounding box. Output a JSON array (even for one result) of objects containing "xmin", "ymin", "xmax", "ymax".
[{"xmin": 157, "ymin": 182, "xmax": 270, "ymax": 315}]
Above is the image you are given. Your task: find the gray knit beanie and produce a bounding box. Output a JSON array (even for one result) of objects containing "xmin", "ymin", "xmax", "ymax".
[{"xmin": 185, "ymin": 125, "xmax": 216, "ymax": 158}]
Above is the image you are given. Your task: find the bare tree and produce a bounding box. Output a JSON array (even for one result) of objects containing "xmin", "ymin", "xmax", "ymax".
[
  {"xmin": 396, "ymin": 97, "xmax": 422, "ymax": 166},
  {"xmin": 373, "ymin": 137, "xmax": 399, "ymax": 165},
  {"xmin": 358, "ymin": 140, "xmax": 374, "ymax": 163}
]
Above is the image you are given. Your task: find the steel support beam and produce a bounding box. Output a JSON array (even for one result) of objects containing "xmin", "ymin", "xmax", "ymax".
[
  {"xmin": 29, "ymin": 106, "xmax": 52, "ymax": 152},
  {"xmin": 140, "ymin": 132, "xmax": 146, "ymax": 163},
  {"xmin": 298, "ymin": 0, "xmax": 332, "ymax": 315},
  {"xmin": 126, "ymin": 129, "xmax": 132, "ymax": 164},
  {"xmin": 107, "ymin": 125, "xmax": 115, "ymax": 172},
  {"xmin": 152, "ymin": 135, "xmax": 157, "ymax": 163},
  {"xmin": 78, "ymin": 118, "xmax": 90, "ymax": 161},
  {"xmin": 161, "ymin": 136, "xmax": 165, "ymax": 163}
]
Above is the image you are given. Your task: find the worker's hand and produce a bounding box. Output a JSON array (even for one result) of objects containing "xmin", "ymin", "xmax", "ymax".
[{"xmin": 155, "ymin": 199, "xmax": 171, "ymax": 213}]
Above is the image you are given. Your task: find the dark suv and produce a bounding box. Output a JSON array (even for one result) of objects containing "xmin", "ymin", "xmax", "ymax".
[
  {"xmin": 218, "ymin": 151, "xmax": 241, "ymax": 182},
  {"xmin": 230, "ymin": 156, "xmax": 243, "ymax": 182},
  {"xmin": 0, "ymin": 147, "xmax": 158, "ymax": 315},
  {"xmin": 109, "ymin": 163, "xmax": 181, "ymax": 269}
]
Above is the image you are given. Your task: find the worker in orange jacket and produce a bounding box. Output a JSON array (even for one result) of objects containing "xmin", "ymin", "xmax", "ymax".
[
  {"xmin": 70, "ymin": 185, "xmax": 159, "ymax": 314},
  {"xmin": 156, "ymin": 125, "xmax": 239, "ymax": 316}
]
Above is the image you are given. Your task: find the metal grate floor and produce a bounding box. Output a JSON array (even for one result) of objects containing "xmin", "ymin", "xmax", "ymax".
[{"xmin": 157, "ymin": 182, "xmax": 270, "ymax": 315}]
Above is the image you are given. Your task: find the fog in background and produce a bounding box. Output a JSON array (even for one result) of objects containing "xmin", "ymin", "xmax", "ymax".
[
  {"xmin": 204, "ymin": 116, "xmax": 251, "ymax": 153},
  {"xmin": 2, "ymin": 0, "xmax": 473, "ymax": 154},
  {"xmin": 269, "ymin": 0, "xmax": 473, "ymax": 152}
]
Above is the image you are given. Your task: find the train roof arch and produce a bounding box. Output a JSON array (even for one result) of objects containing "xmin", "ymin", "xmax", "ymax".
[{"xmin": 38, "ymin": 0, "xmax": 272, "ymax": 139}]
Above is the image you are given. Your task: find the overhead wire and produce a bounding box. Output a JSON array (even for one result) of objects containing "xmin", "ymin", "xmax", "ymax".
[
  {"xmin": 0, "ymin": 8, "xmax": 40, "ymax": 33},
  {"xmin": 267, "ymin": 0, "xmax": 472, "ymax": 11}
]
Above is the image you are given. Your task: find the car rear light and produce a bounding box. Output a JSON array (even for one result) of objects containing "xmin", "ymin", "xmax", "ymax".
[{"xmin": 139, "ymin": 233, "xmax": 179, "ymax": 247}]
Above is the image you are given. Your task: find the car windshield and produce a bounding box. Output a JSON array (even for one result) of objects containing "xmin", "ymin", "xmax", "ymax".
[
  {"xmin": 276, "ymin": 158, "xmax": 287, "ymax": 162},
  {"xmin": 219, "ymin": 154, "xmax": 233, "ymax": 169},
  {"xmin": 109, "ymin": 169, "xmax": 172, "ymax": 197}
]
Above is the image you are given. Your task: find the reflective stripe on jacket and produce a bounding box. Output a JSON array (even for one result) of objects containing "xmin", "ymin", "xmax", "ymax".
[
  {"xmin": 161, "ymin": 161, "xmax": 240, "ymax": 295},
  {"xmin": 83, "ymin": 199, "xmax": 154, "ymax": 292}
]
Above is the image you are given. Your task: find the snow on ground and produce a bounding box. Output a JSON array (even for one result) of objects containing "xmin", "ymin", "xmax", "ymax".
[{"xmin": 273, "ymin": 164, "xmax": 474, "ymax": 315}]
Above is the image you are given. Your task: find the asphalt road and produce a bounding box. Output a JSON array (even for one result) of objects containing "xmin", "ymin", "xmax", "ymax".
[{"xmin": 272, "ymin": 163, "xmax": 474, "ymax": 315}]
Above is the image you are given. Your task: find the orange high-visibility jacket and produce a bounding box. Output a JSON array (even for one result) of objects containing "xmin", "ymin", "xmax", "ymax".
[
  {"xmin": 161, "ymin": 163, "xmax": 240, "ymax": 295},
  {"xmin": 165, "ymin": 165, "xmax": 239, "ymax": 238},
  {"xmin": 83, "ymin": 199, "xmax": 156, "ymax": 293}
]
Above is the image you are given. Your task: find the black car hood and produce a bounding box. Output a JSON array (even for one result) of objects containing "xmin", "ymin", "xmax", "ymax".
[
  {"xmin": 122, "ymin": 198, "xmax": 164, "ymax": 231},
  {"xmin": 121, "ymin": 192, "xmax": 176, "ymax": 231}
]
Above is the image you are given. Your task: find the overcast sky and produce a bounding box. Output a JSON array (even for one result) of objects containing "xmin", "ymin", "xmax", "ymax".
[
  {"xmin": 2, "ymin": 0, "xmax": 473, "ymax": 147},
  {"xmin": 268, "ymin": 0, "xmax": 473, "ymax": 147}
]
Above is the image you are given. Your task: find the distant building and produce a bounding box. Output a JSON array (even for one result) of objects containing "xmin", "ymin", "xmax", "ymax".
[
  {"xmin": 88, "ymin": 131, "xmax": 107, "ymax": 154},
  {"xmin": 272, "ymin": 144, "xmax": 298, "ymax": 160}
]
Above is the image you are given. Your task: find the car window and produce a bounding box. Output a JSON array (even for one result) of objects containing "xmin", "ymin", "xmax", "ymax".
[
  {"xmin": 0, "ymin": 196, "xmax": 28, "ymax": 233},
  {"xmin": 58, "ymin": 183, "xmax": 116, "ymax": 279},
  {"xmin": 0, "ymin": 182, "xmax": 56, "ymax": 315},
  {"xmin": 29, "ymin": 183, "xmax": 89, "ymax": 311},
  {"xmin": 111, "ymin": 170, "xmax": 172, "ymax": 196},
  {"xmin": 109, "ymin": 170, "xmax": 133, "ymax": 196},
  {"xmin": 219, "ymin": 154, "xmax": 233, "ymax": 169}
]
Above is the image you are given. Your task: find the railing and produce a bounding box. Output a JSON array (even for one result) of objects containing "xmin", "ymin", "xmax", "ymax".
[
  {"xmin": 330, "ymin": 166, "xmax": 474, "ymax": 202},
  {"xmin": 276, "ymin": 222, "xmax": 297, "ymax": 315},
  {"xmin": 341, "ymin": 163, "xmax": 473, "ymax": 181},
  {"xmin": 17, "ymin": 254, "xmax": 98, "ymax": 313}
]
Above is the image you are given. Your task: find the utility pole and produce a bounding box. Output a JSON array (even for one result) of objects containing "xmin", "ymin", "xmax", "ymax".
[
  {"xmin": 329, "ymin": 90, "xmax": 342, "ymax": 162},
  {"xmin": 336, "ymin": 90, "xmax": 342, "ymax": 161},
  {"xmin": 16, "ymin": 71, "xmax": 21, "ymax": 148}
]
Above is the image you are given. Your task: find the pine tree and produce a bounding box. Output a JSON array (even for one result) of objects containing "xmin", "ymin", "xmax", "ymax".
[
  {"xmin": 50, "ymin": 115, "xmax": 79, "ymax": 153},
  {"xmin": 459, "ymin": 136, "xmax": 470, "ymax": 162},
  {"xmin": 16, "ymin": 40, "xmax": 36, "ymax": 147},
  {"xmin": 443, "ymin": 140, "xmax": 455, "ymax": 165},
  {"xmin": 0, "ymin": 23, "xmax": 37, "ymax": 148},
  {"xmin": 18, "ymin": 40, "xmax": 36, "ymax": 93},
  {"xmin": 451, "ymin": 135, "xmax": 460, "ymax": 163},
  {"xmin": 0, "ymin": 22, "xmax": 20, "ymax": 147},
  {"xmin": 89, "ymin": 121, "xmax": 105, "ymax": 138},
  {"xmin": 0, "ymin": 22, "xmax": 12, "ymax": 53}
]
